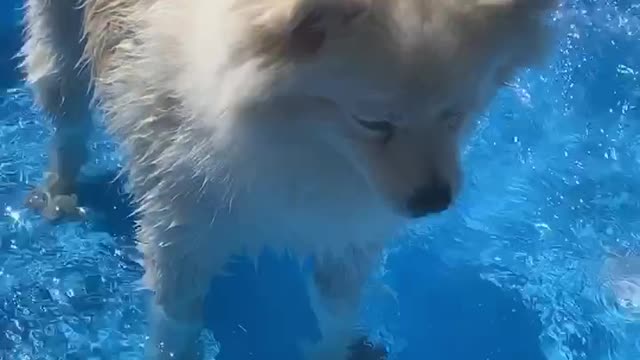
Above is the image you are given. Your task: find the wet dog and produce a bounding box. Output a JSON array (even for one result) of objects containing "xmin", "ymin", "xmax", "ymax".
[{"xmin": 20, "ymin": 0, "xmax": 557, "ymax": 358}]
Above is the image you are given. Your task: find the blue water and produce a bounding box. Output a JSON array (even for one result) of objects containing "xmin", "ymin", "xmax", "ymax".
[{"xmin": 1, "ymin": 1, "xmax": 639, "ymax": 359}]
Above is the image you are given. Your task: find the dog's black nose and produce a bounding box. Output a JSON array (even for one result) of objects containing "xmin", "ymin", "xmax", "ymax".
[{"xmin": 407, "ymin": 181, "xmax": 452, "ymax": 217}]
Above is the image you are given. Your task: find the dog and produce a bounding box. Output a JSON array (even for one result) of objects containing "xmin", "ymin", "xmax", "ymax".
[{"xmin": 20, "ymin": 0, "xmax": 558, "ymax": 358}]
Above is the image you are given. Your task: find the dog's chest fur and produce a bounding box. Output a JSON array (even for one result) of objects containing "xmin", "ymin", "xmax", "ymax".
[{"xmin": 133, "ymin": 123, "xmax": 400, "ymax": 261}]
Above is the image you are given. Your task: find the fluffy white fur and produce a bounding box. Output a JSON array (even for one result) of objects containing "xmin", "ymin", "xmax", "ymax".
[{"xmin": 20, "ymin": 0, "xmax": 558, "ymax": 358}]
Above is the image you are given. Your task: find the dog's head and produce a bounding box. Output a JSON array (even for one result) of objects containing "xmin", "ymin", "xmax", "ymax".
[{"xmin": 204, "ymin": 0, "xmax": 557, "ymax": 218}]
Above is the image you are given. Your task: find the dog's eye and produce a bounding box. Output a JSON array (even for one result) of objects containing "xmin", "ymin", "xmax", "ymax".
[{"xmin": 354, "ymin": 116, "xmax": 395, "ymax": 142}]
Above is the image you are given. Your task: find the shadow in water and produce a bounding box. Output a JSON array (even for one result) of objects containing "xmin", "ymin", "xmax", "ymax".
[
  {"xmin": 203, "ymin": 246, "xmax": 548, "ymax": 360},
  {"xmin": 72, "ymin": 173, "xmax": 548, "ymax": 360},
  {"xmin": 205, "ymin": 253, "xmax": 319, "ymax": 360},
  {"xmin": 386, "ymin": 247, "xmax": 547, "ymax": 360},
  {"xmin": 0, "ymin": 3, "xmax": 23, "ymax": 90},
  {"xmin": 76, "ymin": 172, "xmax": 137, "ymax": 239},
  {"xmin": 0, "ymin": 27, "xmax": 21, "ymax": 90}
]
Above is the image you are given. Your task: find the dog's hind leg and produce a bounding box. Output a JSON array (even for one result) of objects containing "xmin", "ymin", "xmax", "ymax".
[
  {"xmin": 304, "ymin": 245, "xmax": 388, "ymax": 360},
  {"xmin": 21, "ymin": 0, "xmax": 92, "ymax": 220}
]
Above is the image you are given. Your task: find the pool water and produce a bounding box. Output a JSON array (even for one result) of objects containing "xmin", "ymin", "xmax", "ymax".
[{"xmin": 1, "ymin": 1, "xmax": 640, "ymax": 359}]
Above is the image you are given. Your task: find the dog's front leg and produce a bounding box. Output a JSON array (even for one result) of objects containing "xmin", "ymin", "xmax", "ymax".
[
  {"xmin": 146, "ymin": 296, "xmax": 205, "ymax": 360},
  {"xmin": 304, "ymin": 244, "xmax": 388, "ymax": 360},
  {"xmin": 21, "ymin": 0, "xmax": 92, "ymax": 221},
  {"xmin": 138, "ymin": 222, "xmax": 228, "ymax": 360}
]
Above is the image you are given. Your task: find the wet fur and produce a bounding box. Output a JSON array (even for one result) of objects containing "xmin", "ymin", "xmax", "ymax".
[{"xmin": 20, "ymin": 0, "xmax": 558, "ymax": 359}]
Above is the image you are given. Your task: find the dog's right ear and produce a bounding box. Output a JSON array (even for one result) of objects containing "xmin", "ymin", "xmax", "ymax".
[
  {"xmin": 238, "ymin": 0, "xmax": 370, "ymax": 63},
  {"xmin": 285, "ymin": 0, "xmax": 370, "ymax": 58}
]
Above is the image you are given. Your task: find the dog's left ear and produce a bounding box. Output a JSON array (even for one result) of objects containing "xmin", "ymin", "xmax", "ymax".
[{"xmin": 287, "ymin": 0, "xmax": 370, "ymax": 58}]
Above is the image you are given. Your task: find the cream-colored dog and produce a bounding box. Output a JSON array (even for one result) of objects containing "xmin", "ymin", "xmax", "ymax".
[{"xmin": 20, "ymin": 0, "xmax": 557, "ymax": 358}]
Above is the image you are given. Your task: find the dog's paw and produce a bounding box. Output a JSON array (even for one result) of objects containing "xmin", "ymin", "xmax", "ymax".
[
  {"xmin": 24, "ymin": 188, "xmax": 87, "ymax": 221},
  {"xmin": 347, "ymin": 336, "xmax": 388, "ymax": 360}
]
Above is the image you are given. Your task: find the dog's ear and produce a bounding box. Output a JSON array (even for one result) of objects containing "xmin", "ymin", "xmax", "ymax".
[{"xmin": 287, "ymin": 0, "xmax": 369, "ymax": 57}]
